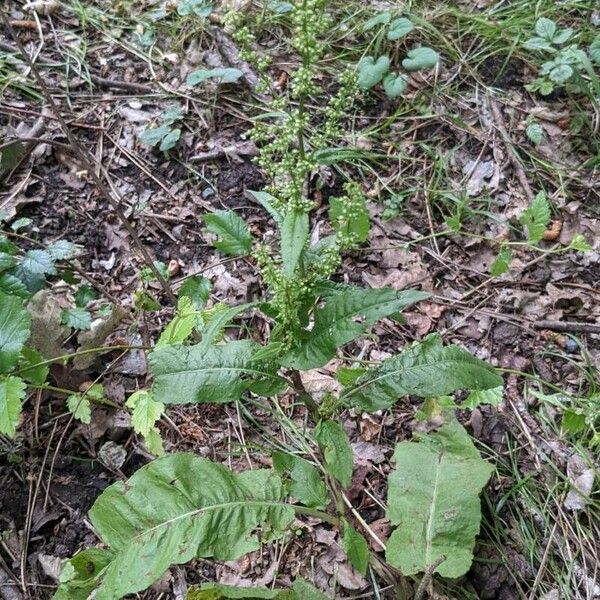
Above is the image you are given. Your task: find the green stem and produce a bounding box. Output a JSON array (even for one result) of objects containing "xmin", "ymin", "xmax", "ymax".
[{"xmin": 28, "ymin": 384, "xmax": 120, "ymax": 408}]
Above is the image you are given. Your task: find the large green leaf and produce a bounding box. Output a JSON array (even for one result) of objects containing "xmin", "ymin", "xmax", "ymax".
[
  {"xmin": 284, "ymin": 287, "xmax": 429, "ymax": 370},
  {"xmin": 186, "ymin": 578, "xmax": 329, "ymax": 599},
  {"xmin": 150, "ymin": 340, "xmax": 284, "ymax": 404},
  {"xmin": 204, "ymin": 210, "xmax": 252, "ymax": 256},
  {"xmin": 0, "ymin": 375, "xmax": 26, "ymax": 437},
  {"xmin": 281, "ymin": 210, "xmax": 309, "ymax": 277},
  {"xmin": 0, "ymin": 291, "xmax": 31, "ymax": 371},
  {"xmin": 53, "ymin": 454, "xmax": 295, "ymax": 600},
  {"xmin": 343, "ymin": 333, "xmax": 502, "ymax": 412},
  {"xmin": 273, "ymin": 451, "xmax": 328, "ymax": 509},
  {"xmin": 386, "ymin": 421, "xmax": 493, "ymax": 577}
]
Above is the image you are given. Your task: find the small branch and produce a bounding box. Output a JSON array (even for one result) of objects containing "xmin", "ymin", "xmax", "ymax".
[
  {"xmin": 533, "ymin": 320, "xmax": 600, "ymax": 335},
  {"xmin": 414, "ymin": 555, "xmax": 446, "ymax": 600}
]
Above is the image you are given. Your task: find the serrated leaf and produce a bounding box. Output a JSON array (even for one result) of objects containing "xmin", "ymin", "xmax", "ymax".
[
  {"xmin": 75, "ymin": 285, "xmax": 96, "ymax": 308},
  {"xmin": 150, "ymin": 340, "xmax": 284, "ymax": 405},
  {"xmin": 336, "ymin": 367, "xmax": 366, "ymax": 386},
  {"xmin": 67, "ymin": 394, "xmax": 91, "ymax": 424},
  {"xmin": 0, "ymin": 252, "xmax": 17, "ymax": 272},
  {"xmin": 144, "ymin": 427, "xmax": 165, "ymax": 456},
  {"xmin": 179, "ymin": 275, "xmax": 211, "ymax": 308},
  {"xmin": 0, "ymin": 375, "xmax": 26, "ymax": 437},
  {"xmin": 204, "ymin": 210, "xmax": 252, "ymax": 256},
  {"xmin": 248, "ymin": 190, "xmax": 283, "ymax": 224},
  {"xmin": 18, "ymin": 347, "xmax": 48, "ymax": 385},
  {"xmin": 140, "ymin": 125, "xmax": 171, "ymax": 147},
  {"xmin": 156, "ymin": 296, "xmax": 198, "ymax": 349},
  {"xmin": 0, "ymin": 291, "xmax": 31, "ymax": 371},
  {"xmin": 589, "ymin": 34, "xmax": 600, "ymax": 64},
  {"xmin": 343, "ymin": 333, "xmax": 502, "ymax": 412},
  {"xmin": 387, "ymin": 17, "xmax": 413, "ymax": 41},
  {"xmin": 562, "ymin": 409, "xmax": 586, "ymax": 434},
  {"xmin": 526, "ymin": 121, "xmax": 544, "ymax": 145},
  {"xmin": 187, "ymin": 68, "xmax": 243, "ymax": 86},
  {"xmin": 549, "ymin": 63, "xmax": 573, "ymax": 83},
  {"xmin": 159, "ymin": 128, "xmax": 181, "ymax": 151},
  {"xmin": 72, "ymin": 454, "xmax": 294, "ymax": 599},
  {"xmin": 552, "ymin": 28, "xmax": 573, "ymax": 44},
  {"xmin": 315, "ymin": 420, "xmax": 353, "ymax": 489},
  {"xmin": 10, "ymin": 217, "xmax": 31, "ymax": 232},
  {"xmin": 21, "ymin": 249, "xmax": 56, "ymax": 276},
  {"xmin": 569, "ymin": 233, "xmax": 592, "ymax": 252},
  {"xmin": 281, "ymin": 210, "xmax": 309, "ymax": 277},
  {"xmin": 386, "ymin": 421, "xmax": 493, "ymax": 577},
  {"xmin": 490, "ymin": 245, "xmax": 512, "ymax": 277},
  {"xmin": 273, "ymin": 451, "xmax": 328, "ymax": 509},
  {"xmin": 284, "ymin": 287, "xmax": 429, "ymax": 370},
  {"xmin": 524, "ymin": 36, "xmax": 553, "ymax": 51},
  {"xmin": 47, "ymin": 240, "xmax": 78, "ymax": 260},
  {"xmin": 363, "ymin": 11, "xmax": 391, "ymax": 31},
  {"xmin": 61, "ymin": 307, "xmax": 93, "ymax": 330},
  {"xmin": 402, "ymin": 47, "xmax": 439, "ymax": 71},
  {"xmin": 126, "ymin": 390, "xmax": 164, "ymax": 437},
  {"xmin": 519, "ymin": 190, "xmax": 551, "ymax": 243},
  {"xmin": 535, "ymin": 17, "xmax": 556, "ymax": 41},
  {"xmin": 382, "ymin": 72, "xmax": 408, "ymax": 97},
  {"xmin": 186, "ymin": 578, "xmax": 329, "ymax": 599},
  {"xmin": 341, "ymin": 519, "xmax": 369, "ymax": 575},
  {"xmin": 0, "ymin": 273, "xmax": 29, "ymax": 298},
  {"xmin": 357, "ymin": 55, "xmax": 391, "ymax": 90}
]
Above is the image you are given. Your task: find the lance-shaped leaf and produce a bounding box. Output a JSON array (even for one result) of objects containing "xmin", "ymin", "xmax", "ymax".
[
  {"xmin": 281, "ymin": 210, "xmax": 309, "ymax": 276},
  {"xmin": 284, "ymin": 287, "xmax": 429, "ymax": 370},
  {"xmin": 386, "ymin": 421, "xmax": 493, "ymax": 577},
  {"xmin": 273, "ymin": 451, "xmax": 328, "ymax": 509},
  {"xmin": 343, "ymin": 333, "xmax": 502, "ymax": 412},
  {"xmin": 150, "ymin": 340, "xmax": 284, "ymax": 404},
  {"xmin": 53, "ymin": 454, "xmax": 295, "ymax": 600},
  {"xmin": 0, "ymin": 291, "xmax": 31, "ymax": 371},
  {"xmin": 315, "ymin": 420, "xmax": 353, "ymax": 489}
]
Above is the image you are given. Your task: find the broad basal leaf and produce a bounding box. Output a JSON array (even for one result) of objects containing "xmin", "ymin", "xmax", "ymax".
[
  {"xmin": 383, "ymin": 72, "xmax": 408, "ymax": 98},
  {"xmin": 0, "ymin": 291, "xmax": 31, "ymax": 371},
  {"xmin": 150, "ymin": 340, "xmax": 284, "ymax": 405},
  {"xmin": 204, "ymin": 210, "xmax": 252, "ymax": 256},
  {"xmin": 281, "ymin": 210, "xmax": 309, "ymax": 277},
  {"xmin": 386, "ymin": 421, "xmax": 493, "ymax": 577},
  {"xmin": 343, "ymin": 333, "xmax": 502, "ymax": 412},
  {"xmin": 273, "ymin": 451, "xmax": 328, "ymax": 509},
  {"xmin": 387, "ymin": 17, "xmax": 413, "ymax": 40},
  {"xmin": 402, "ymin": 47, "xmax": 439, "ymax": 71},
  {"xmin": 0, "ymin": 375, "xmax": 26, "ymax": 437},
  {"xmin": 357, "ymin": 55, "xmax": 390, "ymax": 90},
  {"xmin": 53, "ymin": 454, "xmax": 294, "ymax": 600},
  {"xmin": 315, "ymin": 420, "xmax": 353, "ymax": 489},
  {"xmin": 186, "ymin": 578, "xmax": 329, "ymax": 599},
  {"xmin": 284, "ymin": 287, "xmax": 429, "ymax": 370}
]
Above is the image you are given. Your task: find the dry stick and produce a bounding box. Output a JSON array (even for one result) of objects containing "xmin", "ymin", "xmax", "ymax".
[
  {"xmin": 533, "ymin": 320, "xmax": 600, "ymax": 335},
  {"xmin": 1, "ymin": 12, "xmax": 177, "ymax": 306},
  {"xmin": 488, "ymin": 95, "xmax": 535, "ymax": 202}
]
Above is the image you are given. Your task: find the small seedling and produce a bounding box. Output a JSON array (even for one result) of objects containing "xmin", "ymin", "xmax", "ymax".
[{"xmin": 140, "ymin": 105, "xmax": 183, "ymax": 152}]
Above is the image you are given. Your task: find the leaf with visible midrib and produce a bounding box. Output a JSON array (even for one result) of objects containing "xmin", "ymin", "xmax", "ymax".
[
  {"xmin": 0, "ymin": 291, "xmax": 31, "ymax": 371},
  {"xmin": 54, "ymin": 454, "xmax": 295, "ymax": 600},
  {"xmin": 343, "ymin": 333, "xmax": 502, "ymax": 412},
  {"xmin": 386, "ymin": 421, "xmax": 493, "ymax": 577},
  {"xmin": 284, "ymin": 287, "xmax": 429, "ymax": 370},
  {"xmin": 150, "ymin": 340, "xmax": 283, "ymax": 404}
]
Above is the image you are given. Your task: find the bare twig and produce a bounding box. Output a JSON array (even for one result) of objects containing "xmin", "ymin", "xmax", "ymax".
[
  {"xmin": 533, "ymin": 320, "xmax": 600, "ymax": 335},
  {"xmin": 414, "ymin": 555, "xmax": 447, "ymax": 600},
  {"xmin": 1, "ymin": 11, "xmax": 177, "ymax": 305}
]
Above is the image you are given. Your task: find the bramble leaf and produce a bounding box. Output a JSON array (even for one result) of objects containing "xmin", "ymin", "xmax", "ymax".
[
  {"xmin": 21, "ymin": 249, "xmax": 56, "ymax": 276},
  {"xmin": 386, "ymin": 421, "xmax": 493, "ymax": 577},
  {"xmin": 535, "ymin": 17, "xmax": 556, "ymax": 41},
  {"xmin": 343, "ymin": 333, "xmax": 502, "ymax": 412},
  {"xmin": 0, "ymin": 375, "xmax": 26, "ymax": 437},
  {"xmin": 53, "ymin": 454, "xmax": 294, "ymax": 600},
  {"xmin": 0, "ymin": 291, "xmax": 31, "ymax": 371},
  {"xmin": 490, "ymin": 245, "xmax": 512, "ymax": 277},
  {"xmin": 284, "ymin": 287, "xmax": 429, "ymax": 370},
  {"xmin": 204, "ymin": 210, "xmax": 252, "ymax": 256}
]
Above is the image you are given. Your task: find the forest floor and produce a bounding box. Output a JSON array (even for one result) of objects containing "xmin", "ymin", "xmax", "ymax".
[{"xmin": 1, "ymin": 0, "xmax": 600, "ymax": 599}]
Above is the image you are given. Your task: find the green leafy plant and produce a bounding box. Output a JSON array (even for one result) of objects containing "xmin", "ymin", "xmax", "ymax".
[
  {"xmin": 140, "ymin": 105, "xmax": 183, "ymax": 152},
  {"xmin": 358, "ymin": 12, "xmax": 439, "ymax": 97},
  {"xmin": 55, "ymin": 2, "xmax": 503, "ymax": 598},
  {"xmin": 525, "ymin": 18, "xmax": 599, "ymax": 96}
]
